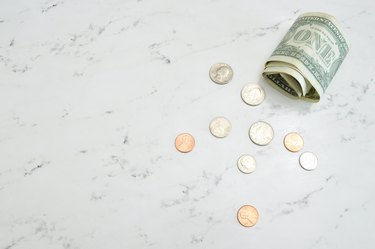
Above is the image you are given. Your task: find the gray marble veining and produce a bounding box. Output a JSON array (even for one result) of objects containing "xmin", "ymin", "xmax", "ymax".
[{"xmin": 1, "ymin": 0, "xmax": 375, "ymax": 248}]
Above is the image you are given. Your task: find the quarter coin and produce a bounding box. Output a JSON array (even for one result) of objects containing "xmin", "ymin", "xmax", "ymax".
[
  {"xmin": 241, "ymin": 84, "xmax": 265, "ymax": 106},
  {"xmin": 209, "ymin": 63, "xmax": 233, "ymax": 84},
  {"xmin": 283, "ymin": 132, "xmax": 304, "ymax": 152},
  {"xmin": 237, "ymin": 205, "xmax": 259, "ymax": 227},
  {"xmin": 209, "ymin": 117, "xmax": 232, "ymax": 138},
  {"xmin": 237, "ymin": 155, "xmax": 256, "ymax": 174},
  {"xmin": 299, "ymin": 152, "xmax": 318, "ymax": 170},
  {"xmin": 249, "ymin": 121, "xmax": 274, "ymax": 146},
  {"xmin": 175, "ymin": 133, "xmax": 195, "ymax": 153}
]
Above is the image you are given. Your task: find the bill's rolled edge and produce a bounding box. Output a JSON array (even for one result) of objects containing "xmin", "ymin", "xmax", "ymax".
[{"xmin": 262, "ymin": 12, "xmax": 350, "ymax": 102}]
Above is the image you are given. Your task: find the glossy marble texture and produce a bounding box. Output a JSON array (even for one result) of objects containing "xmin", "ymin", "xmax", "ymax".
[{"xmin": 1, "ymin": 0, "xmax": 374, "ymax": 248}]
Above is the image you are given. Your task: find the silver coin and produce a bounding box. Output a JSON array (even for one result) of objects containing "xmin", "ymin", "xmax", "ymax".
[
  {"xmin": 299, "ymin": 152, "xmax": 318, "ymax": 170},
  {"xmin": 241, "ymin": 84, "xmax": 265, "ymax": 106},
  {"xmin": 209, "ymin": 116, "xmax": 232, "ymax": 138},
  {"xmin": 237, "ymin": 155, "xmax": 256, "ymax": 174},
  {"xmin": 209, "ymin": 63, "xmax": 233, "ymax": 84},
  {"xmin": 249, "ymin": 121, "xmax": 274, "ymax": 146}
]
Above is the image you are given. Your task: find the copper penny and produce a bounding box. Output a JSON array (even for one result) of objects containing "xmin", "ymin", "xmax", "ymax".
[
  {"xmin": 175, "ymin": 133, "xmax": 195, "ymax": 153},
  {"xmin": 283, "ymin": 132, "xmax": 304, "ymax": 152},
  {"xmin": 237, "ymin": 205, "xmax": 259, "ymax": 227}
]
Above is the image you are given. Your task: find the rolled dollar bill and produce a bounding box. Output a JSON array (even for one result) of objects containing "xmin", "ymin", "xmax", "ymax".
[{"xmin": 262, "ymin": 12, "xmax": 349, "ymax": 102}]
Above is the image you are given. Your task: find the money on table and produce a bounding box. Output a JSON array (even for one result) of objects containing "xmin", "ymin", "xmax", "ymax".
[{"xmin": 263, "ymin": 12, "xmax": 350, "ymax": 102}]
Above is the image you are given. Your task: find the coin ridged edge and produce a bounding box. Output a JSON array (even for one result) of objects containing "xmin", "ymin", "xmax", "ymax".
[
  {"xmin": 248, "ymin": 121, "xmax": 274, "ymax": 146},
  {"xmin": 240, "ymin": 84, "xmax": 265, "ymax": 106},
  {"xmin": 299, "ymin": 151, "xmax": 318, "ymax": 171},
  {"xmin": 209, "ymin": 63, "xmax": 233, "ymax": 85},
  {"xmin": 237, "ymin": 155, "xmax": 256, "ymax": 174},
  {"xmin": 209, "ymin": 116, "xmax": 232, "ymax": 138}
]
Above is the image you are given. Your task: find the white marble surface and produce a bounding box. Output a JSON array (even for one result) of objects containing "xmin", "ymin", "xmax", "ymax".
[{"xmin": 1, "ymin": 0, "xmax": 375, "ymax": 248}]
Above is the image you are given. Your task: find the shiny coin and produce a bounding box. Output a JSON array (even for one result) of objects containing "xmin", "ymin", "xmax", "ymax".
[
  {"xmin": 249, "ymin": 121, "xmax": 274, "ymax": 146},
  {"xmin": 209, "ymin": 117, "xmax": 231, "ymax": 138},
  {"xmin": 283, "ymin": 132, "xmax": 304, "ymax": 152},
  {"xmin": 237, "ymin": 205, "xmax": 259, "ymax": 227},
  {"xmin": 175, "ymin": 133, "xmax": 195, "ymax": 153},
  {"xmin": 241, "ymin": 84, "xmax": 265, "ymax": 106},
  {"xmin": 209, "ymin": 63, "xmax": 233, "ymax": 84},
  {"xmin": 299, "ymin": 152, "xmax": 318, "ymax": 170},
  {"xmin": 237, "ymin": 155, "xmax": 256, "ymax": 174}
]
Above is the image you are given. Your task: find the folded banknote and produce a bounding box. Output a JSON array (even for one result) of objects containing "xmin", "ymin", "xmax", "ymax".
[{"xmin": 263, "ymin": 12, "xmax": 350, "ymax": 102}]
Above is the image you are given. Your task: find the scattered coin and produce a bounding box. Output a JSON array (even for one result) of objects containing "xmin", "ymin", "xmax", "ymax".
[
  {"xmin": 249, "ymin": 121, "xmax": 274, "ymax": 146},
  {"xmin": 237, "ymin": 205, "xmax": 259, "ymax": 227},
  {"xmin": 237, "ymin": 155, "xmax": 256, "ymax": 174},
  {"xmin": 299, "ymin": 152, "xmax": 318, "ymax": 170},
  {"xmin": 209, "ymin": 117, "xmax": 232, "ymax": 138},
  {"xmin": 241, "ymin": 84, "xmax": 265, "ymax": 106},
  {"xmin": 209, "ymin": 63, "xmax": 233, "ymax": 84},
  {"xmin": 283, "ymin": 132, "xmax": 304, "ymax": 152},
  {"xmin": 175, "ymin": 133, "xmax": 195, "ymax": 153}
]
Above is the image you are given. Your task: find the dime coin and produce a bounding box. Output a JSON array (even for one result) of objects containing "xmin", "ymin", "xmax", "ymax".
[
  {"xmin": 299, "ymin": 152, "xmax": 318, "ymax": 170},
  {"xmin": 237, "ymin": 155, "xmax": 256, "ymax": 174},
  {"xmin": 249, "ymin": 121, "xmax": 274, "ymax": 146},
  {"xmin": 241, "ymin": 84, "xmax": 265, "ymax": 106},
  {"xmin": 209, "ymin": 63, "xmax": 233, "ymax": 84},
  {"xmin": 237, "ymin": 205, "xmax": 259, "ymax": 227},
  {"xmin": 283, "ymin": 132, "xmax": 304, "ymax": 152},
  {"xmin": 175, "ymin": 133, "xmax": 195, "ymax": 153},
  {"xmin": 209, "ymin": 117, "xmax": 232, "ymax": 138}
]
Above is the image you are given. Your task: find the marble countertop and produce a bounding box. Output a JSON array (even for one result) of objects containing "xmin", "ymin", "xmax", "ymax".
[{"xmin": 1, "ymin": 0, "xmax": 374, "ymax": 248}]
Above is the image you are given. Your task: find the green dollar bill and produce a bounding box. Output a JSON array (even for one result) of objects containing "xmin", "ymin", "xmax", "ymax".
[{"xmin": 263, "ymin": 12, "xmax": 350, "ymax": 102}]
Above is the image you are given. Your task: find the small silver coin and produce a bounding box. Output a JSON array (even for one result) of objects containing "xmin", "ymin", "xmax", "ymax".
[
  {"xmin": 209, "ymin": 116, "xmax": 232, "ymax": 138},
  {"xmin": 299, "ymin": 152, "xmax": 318, "ymax": 170},
  {"xmin": 237, "ymin": 155, "xmax": 256, "ymax": 174},
  {"xmin": 249, "ymin": 121, "xmax": 274, "ymax": 146},
  {"xmin": 241, "ymin": 84, "xmax": 265, "ymax": 106},
  {"xmin": 209, "ymin": 63, "xmax": 233, "ymax": 84}
]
